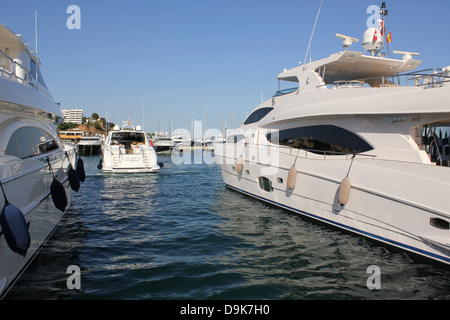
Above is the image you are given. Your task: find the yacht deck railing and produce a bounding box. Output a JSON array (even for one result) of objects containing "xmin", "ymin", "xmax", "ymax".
[
  {"xmin": 0, "ymin": 49, "xmax": 52, "ymax": 99},
  {"xmin": 327, "ymin": 68, "xmax": 450, "ymax": 89}
]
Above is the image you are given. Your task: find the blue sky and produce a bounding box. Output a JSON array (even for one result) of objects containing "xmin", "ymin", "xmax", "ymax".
[{"xmin": 1, "ymin": 0, "xmax": 450, "ymax": 135}]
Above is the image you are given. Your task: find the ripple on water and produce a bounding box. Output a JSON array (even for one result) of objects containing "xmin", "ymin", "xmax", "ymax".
[{"xmin": 5, "ymin": 155, "xmax": 450, "ymax": 300}]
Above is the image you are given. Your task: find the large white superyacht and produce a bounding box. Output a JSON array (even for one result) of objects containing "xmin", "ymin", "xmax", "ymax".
[
  {"xmin": 214, "ymin": 3, "xmax": 450, "ymax": 266},
  {"xmin": 0, "ymin": 23, "xmax": 80, "ymax": 297}
]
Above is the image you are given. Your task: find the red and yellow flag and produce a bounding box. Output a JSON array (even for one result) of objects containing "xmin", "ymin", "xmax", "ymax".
[{"xmin": 386, "ymin": 31, "xmax": 392, "ymax": 43}]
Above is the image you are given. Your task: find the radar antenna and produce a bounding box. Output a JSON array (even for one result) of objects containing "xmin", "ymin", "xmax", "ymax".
[{"xmin": 335, "ymin": 34, "xmax": 359, "ymax": 50}]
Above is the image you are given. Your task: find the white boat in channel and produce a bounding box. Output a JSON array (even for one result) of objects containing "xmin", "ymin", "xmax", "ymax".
[
  {"xmin": 153, "ymin": 135, "xmax": 175, "ymax": 154},
  {"xmin": 0, "ymin": 23, "xmax": 79, "ymax": 298},
  {"xmin": 101, "ymin": 121, "xmax": 160, "ymax": 173},
  {"xmin": 214, "ymin": 3, "xmax": 450, "ymax": 267},
  {"xmin": 77, "ymin": 135, "xmax": 102, "ymax": 155}
]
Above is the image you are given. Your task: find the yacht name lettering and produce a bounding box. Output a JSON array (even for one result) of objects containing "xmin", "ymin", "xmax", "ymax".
[{"xmin": 384, "ymin": 115, "xmax": 420, "ymax": 123}]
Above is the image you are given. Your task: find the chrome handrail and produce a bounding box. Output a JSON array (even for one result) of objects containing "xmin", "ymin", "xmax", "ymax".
[
  {"xmin": 318, "ymin": 68, "xmax": 450, "ymax": 89},
  {"xmin": 0, "ymin": 50, "xmax": 33, "ymax": 82}
]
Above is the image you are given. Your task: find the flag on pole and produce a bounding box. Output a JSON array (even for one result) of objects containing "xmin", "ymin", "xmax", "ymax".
[{"xmin": 386, "ymin": 31, "xmax": 392, "ymax": 43}]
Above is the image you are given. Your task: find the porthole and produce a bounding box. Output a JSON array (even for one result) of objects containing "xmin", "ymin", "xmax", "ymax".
[
  {"xmin": 245, "ymin": 170, "xmax": 250, "ymax": 175},
  {"xmin": 232, "ymin": 166, "xmax": 236, "ymax": 171},
  {"xmin": 258, "ymin": 177, "xmax": 273, "ymax": 192},
  {"xmin": 277, "ymin": 177, "xmax": 283, "ymax": 184},
  {"xmin": 430, "ymin": 217, "xmax": 450, "ymax": 230}
]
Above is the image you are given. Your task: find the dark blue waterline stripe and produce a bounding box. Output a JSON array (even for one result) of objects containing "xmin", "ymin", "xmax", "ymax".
[{"xmin": 226, "ymin": 184, "xmax": 450, "ymax": 264}]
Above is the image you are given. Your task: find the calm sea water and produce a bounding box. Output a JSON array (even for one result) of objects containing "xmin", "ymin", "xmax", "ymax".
[{"xmin": 4, "ymin": 154, "xmax": 450, "ymax": 301}]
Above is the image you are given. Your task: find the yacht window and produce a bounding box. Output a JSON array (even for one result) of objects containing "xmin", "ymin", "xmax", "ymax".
[
  {"xmin": 111, "ymin": 132, "xmax": 146, "ymax": 143},
  {"xmin": 430, "ymin": 217, "xmax": 450, "ymax": 230},
  {"xmin": 6, "ymin": 126, "xmax": 58, "ymax": 159},
  {"xmin": 272, "ymin": 87, "xmax": 297, "ymax": 97},
  {"xmin": 258, "ymin": 177, "xmax": 273, "ymax": 192},
  {"xmin": 227, "ymin": 134, "xmax": 245, "ymax": 143},
  {"xmin": 244, "ymin": 107, "xmax": 274, "ymax": 125},
  {"xmin": 29, "ymin": 59, "xmax": 48, "ymax": 89},
  {"xmin": 266, "ymin": 125, "xmax": 373, "ymax": 155}
]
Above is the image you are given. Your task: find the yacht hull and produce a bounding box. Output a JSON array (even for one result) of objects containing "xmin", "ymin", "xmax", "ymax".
[
  {"xmin": 215, "ymin": 143, "xmax": 450, "ymax": 267},
  {"xmin": 102, "ymin": 167, "xmax": 160, "ymax": 174},
  {"xmin": 101, "ymin": 147, "xmax": 160, "ymax": 173},
  {"xmin": 0, "ymin": 153, "xmax": 74, "ymax": 298}
]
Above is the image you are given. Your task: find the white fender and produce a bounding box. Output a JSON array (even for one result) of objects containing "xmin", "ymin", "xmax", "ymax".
[
  {"xmin": 287, "ymin": 165, "xmax": 297, "ymax": 189},
  {"xmin": 338, "ymin": 176, "xmax": 351, "ymax": 205},
  {"xmin": 236, "ymin": 156, "xmax": 244, "ymax": 174}
]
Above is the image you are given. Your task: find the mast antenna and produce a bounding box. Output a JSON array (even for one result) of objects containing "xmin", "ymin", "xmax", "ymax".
[
  {"xmin": 35, "ymin": 10, "xmax": 38, "ymax": 54},
  {"xmin": 303, "ymin": 0, "xmax": 324, "ymax": 69}
]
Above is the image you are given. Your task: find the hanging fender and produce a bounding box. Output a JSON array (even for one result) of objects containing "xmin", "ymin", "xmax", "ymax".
[
  {"xmin": 97, "ymin": 158, "xmax": 103, "ymax": 170},
  {"xmin": 47, "ymin": 157, "xmax": 68, "ymax": 212},
  {"xmin": 0, "ymin": 201, "xmax": 31, "ymax": 257},
  {"xmin": 338, "ymin": 176, "xmax": 351, "ymax": 205},
  {"xmin": 76, "ymin": 157, "xmax": 86, "ymax": 182},
  {"xmin": 66, "ymin": 152, "xmax": 81, "ymax": 191},
  {"xmin": 68, "ymin": 163, "xmax": 80, "ymax": 192},
  {"xmin": 236, "ymin": 156, "xmax": 244, "ymax": 174},
  {"xmin": 50, "ymin": 178, "xmax": 68, "ymax": 212},
  {"xmin": 287, "ymin": 165, "xmax": 297, "ymax": 190}
]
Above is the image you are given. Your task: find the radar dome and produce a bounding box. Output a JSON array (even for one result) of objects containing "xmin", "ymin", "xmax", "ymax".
[{"xmin": 362, "ymin": 27, "xmax": 384, "ymax": 54}]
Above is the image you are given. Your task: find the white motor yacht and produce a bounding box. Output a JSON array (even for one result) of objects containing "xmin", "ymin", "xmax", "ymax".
[
  {"xmin": 214, "ymin": 4, "xmax": 450, "ymax": 266},
  {"xmin": 153, "ymin": 135, "xmax": 174, "ymax": 154},
  {"xmin": 77, "ymin": 135, "xmax": 102, "ymax": 155},
  {"xmin": 0, "ymin": 23, "xmax": 79, "ymax": 298},
  {"xmin": 101, "ymin": 121, "xmax": 160, "ymax": 173}
]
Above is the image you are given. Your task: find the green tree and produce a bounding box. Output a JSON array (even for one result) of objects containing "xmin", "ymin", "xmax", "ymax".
[
  {"xmin": 92, "ymin": 112, "xmax": 99, "ymax": 120},
  {"xmin": 58, "ymin": 122, "xmax": 79, "ymax": 131},
  {"xmin": 93, "ymin": 121, "xmax": 103, "ymax": 131}
]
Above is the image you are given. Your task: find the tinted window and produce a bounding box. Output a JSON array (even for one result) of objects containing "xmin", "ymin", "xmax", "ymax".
[
  {"xmin": 266, "ymin": 125, "xmax": 373, "ymax": 155},
  {"xmin": 258, "ymin": 177, "xmax": 273, "ymax": 192},
  {"xmin": 272, "ymin": 87, "xmax": 297, "ymax": 97},
  {"xmin": 6, "ymin": 127, "xmax": 59, "ymax": 159},
  {"xmin": 111, "ymin": 132, "xmax": 146, "ymax": 143},
  {"xmin": 244, "ymin": 107, "xmax": 274, "ymax": 125},
  {"xmin": 29, "ymin": 60, "xmax": 48, "ymax": 89},
  {"xmin": 227, "ymin": 134, "xmax": 245, "ymax": 143}
]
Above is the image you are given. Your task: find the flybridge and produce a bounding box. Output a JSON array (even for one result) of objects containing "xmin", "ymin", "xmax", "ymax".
[
  {"xmin": 277, "ymin": 51, "xmax": 450, "ymax": 91},
  {"xmin": 274, "ymin": 1, "xmax": 450, "ymax": 92},
  {"xmin": 277, "ymin": 50, "xmax": 422, "ymax": 85}
]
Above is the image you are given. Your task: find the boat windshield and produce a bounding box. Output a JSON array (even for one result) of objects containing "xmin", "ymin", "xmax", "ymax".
[
  {"xmin": 272, "ymin": 87, "xmax": 298, "ymax": 97},
  {"xmin": 111, "ymin": 132, "xmax": 146, "ymax": 144}
]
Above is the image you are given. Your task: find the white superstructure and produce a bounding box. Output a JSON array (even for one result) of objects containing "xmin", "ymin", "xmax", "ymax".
[
  {"xmin": 214, "ymin": 4, "xmax": 450, "ymax": 266},
  {"xmin": 101, "ymin": 121, "xmax": 160, "ymax": 173},
  {"xmin": 0, "ymin": 23, "xmax": 79, "ymax": 298}
]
